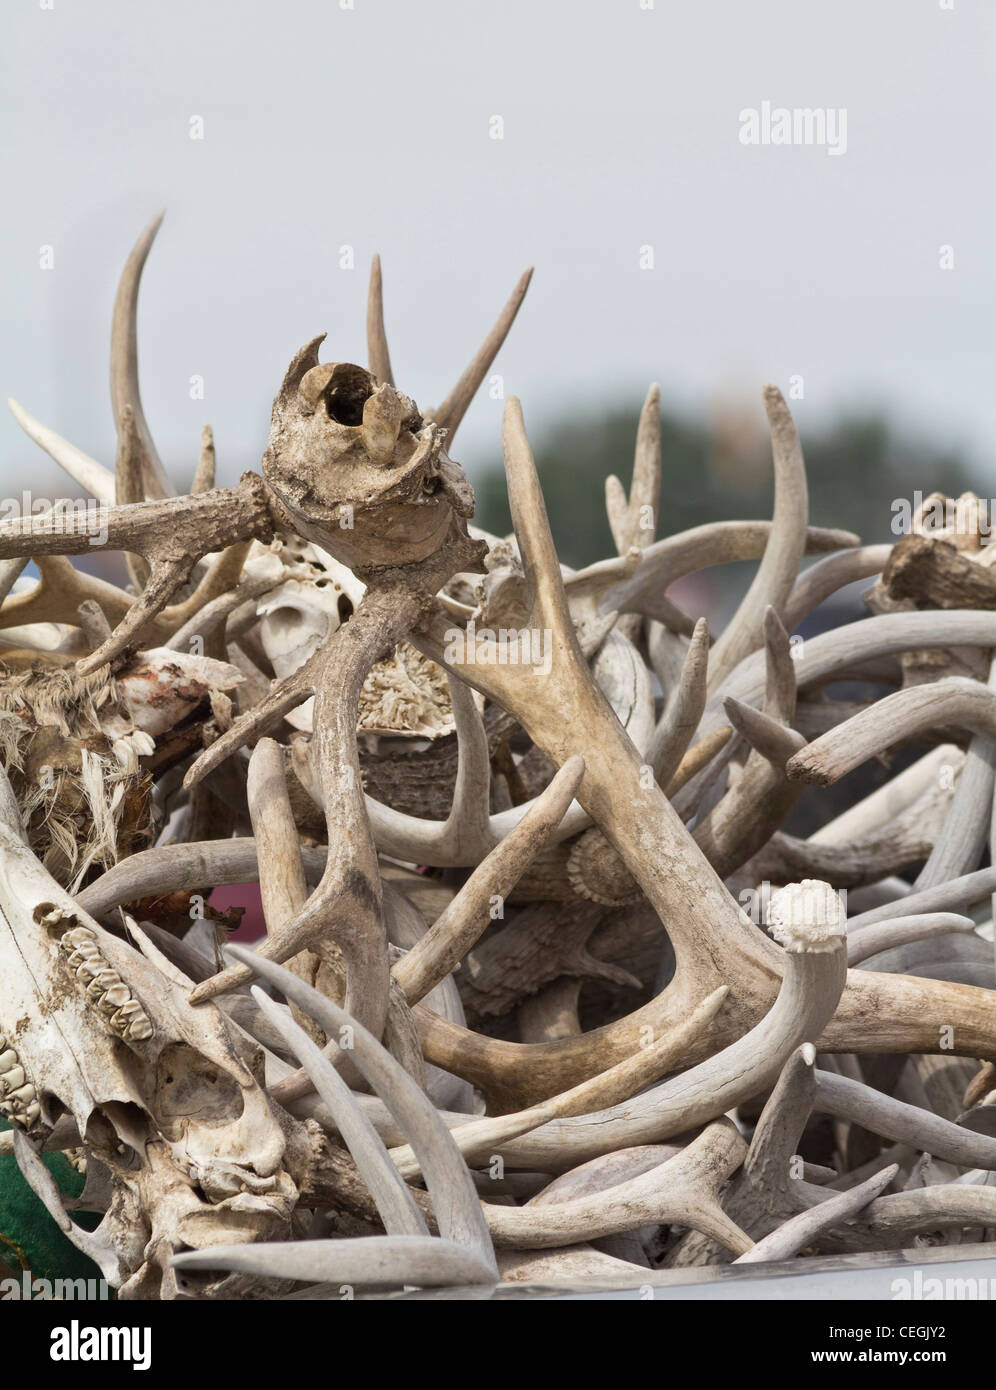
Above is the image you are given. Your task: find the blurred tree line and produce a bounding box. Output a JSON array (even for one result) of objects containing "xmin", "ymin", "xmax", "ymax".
[{"xmin": 474, "ymin": 396, "xmax": 973, "ymax": 570}]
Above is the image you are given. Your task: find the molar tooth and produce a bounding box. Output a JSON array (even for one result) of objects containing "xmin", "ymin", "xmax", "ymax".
[
  {"xmin": 76, "ymin": 963, "xmax": 95, "ymax": 982},
  {"xmin": 101, "ymin": 983, "xmax": 131, "ymax": 1010},
  {"xmin": 0, "ymin": 1066, "xmax": 26, "ymax": 1094},
  {"xmin": 127, "ymin": 1017, "xmax": 153, "ymax": 1041},
  {"xmin": 23, "ymin": 1102, "xmax": 41, "ymax": 1126},
  {"xmin": 0, "ymin": 1048, "xmax": 18, "ymax": 1072},
  {"xmin": 8, "ymin": 1084, "xmax": 36, "ymax": 1107}
]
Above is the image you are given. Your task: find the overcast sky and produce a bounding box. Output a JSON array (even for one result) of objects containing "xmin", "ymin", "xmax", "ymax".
[{"xmin": 2, "ymin": 0, "xmax": 994, "ymax": 509}]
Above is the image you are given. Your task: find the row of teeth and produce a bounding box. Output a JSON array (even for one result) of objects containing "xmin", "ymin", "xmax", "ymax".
[
  {"xmin": 0, "ymin": 1034, "xmax": 41, "ymax": 1129},
  {"xmin": 59, "ymin": 926, "xmax": 154, "ymax": 1042}
]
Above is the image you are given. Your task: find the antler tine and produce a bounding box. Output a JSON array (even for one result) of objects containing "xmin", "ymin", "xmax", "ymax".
[
  {"xmin": 847, "ymin": 913, "xmax": 976, "ymax": 966},
  {"xmin": 668, "ymin": 1041, "xmax": 827, "ymax": 1266},
  {"xmin": 417, "ymin": 890, "xmax": 846, "ymax": 1141},
  {"xmin": 430, "ymin": 268, "xmax": 533, "ymax": 442},
  {"xmin": 784, "ymin": 543, "xmax": 891, "ymax": 631},
  {"xmin": 707, "ymin": 387, "xmax": 809, "ymax": 694},
  {"xmin": 390, "ymin": 985, "xmax": 727, "ymax": 1179},
  {"xmin": 442, "ymin": 675, "xmax": 494, "ymax": 859},
  {"xmin": 171, "ymin": 1237, "xmax": 495, "ymax": 1291},
  {"xmin": 723, "ymin": 696, "xmax": 805, "ymax": 767},
  {"xmin": 366, "ymin": 253, "xmax": 394, "ymax": 387},
  {"xmin": 601, "ymin": 521, "xmax": 858, "ymax": 625},
  {"xmin": 76, "ymin": 556, "xmax": 195, "ymax": 675},
  {"xmin": 501, "ymin": 396, "xmax": 579, "ymax": 640},
  {"xmin": 109, "ymin": 211, "xmax": 175, "ymax": 499},
  {"xmin": 833, "ymin": 1184, "xmax": 996, "ymax": 1250},
  {"xmin": 763, "ymin": 605, "xmax": 796, "ymax": 724},
  {"xmin": 482, "ymin": 1120, "xmax": 752, "ymax": 1255},
  {"xmin": 605, "ymin": 382, "xmax": 661, "ymax": 554},
  {"xmin": 788, "ymin": 677, "xmax": 996, "ymax": 787},
  {"xmin": 191, "ymin": 425, "xmax": 216, "ymax": 494},
  {"xmin": 7, "ymin": 397, "xmax": 116, "ymax": 504},
  {"xmin": 224, "ymin": 945, "xmax": 497, "ymax": 1274},
  {"xmin": 813, "ymin": 1069, "xmax": 996, "ymax": 1169},
  {"xmin": 705, "ymin": 609, "xmax": 996, "ymax": 742},
  {"xmin": 646, "ymin": 616, "xmax": 710, "ymax": 786},
  {"xmin": 114, "ymin": 404, "xmax": 151, "ymax": 589},
  {"xmin": 250, "ymin": 986, "xmax": 427, "ymax": 1237},
  {"xmin": 392, "ymin": 756, "xmax": 585, "ymax": 1006},
  {"xmin": 247, "ymin": 737, "xmax": 326, "ymax": 1041},
  {"xmin": 0, "ymin": 555, "xmax": 132, "ymax": 633},
  {"xmin": 733, "ymin": 1164, "xmax": 899, "ymax": 1264},
  {"xmin": 692, "ymin": 608, "xmax": 804, "ymax": 877},
  {"xmin": 911, "ymin": 652, "xmax": 996, "ymax": 890}
]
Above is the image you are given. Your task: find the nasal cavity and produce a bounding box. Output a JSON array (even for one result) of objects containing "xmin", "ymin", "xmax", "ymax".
[{"xmin": 325, "ymin": 364, "xmax": 375, "ymax": 426}]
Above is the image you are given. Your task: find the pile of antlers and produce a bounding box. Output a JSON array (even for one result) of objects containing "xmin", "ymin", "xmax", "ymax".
[{"xmin": 1, "ymin": 213, "xmax": 996, "ymax": 1299}]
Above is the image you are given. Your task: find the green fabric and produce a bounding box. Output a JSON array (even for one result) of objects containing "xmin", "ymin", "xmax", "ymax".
[{"xmin": 0, "ymin": 1119, "xmax": 104, "ymax": 1294}]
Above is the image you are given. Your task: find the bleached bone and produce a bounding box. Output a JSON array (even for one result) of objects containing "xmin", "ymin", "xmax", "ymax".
[
  {"xmin": 428, "ymin": 268, "xmax": 533, "ymax": 441},
  {"xmin": 0, "ymin": 768, "xmax": 300, "ymax": 1297},
  {"xmin": 705, "ymin": 387, "xmax": 809, "ymax": 694},
  {"xmin": 598, "ymin": 521, "xmax": 858, "ymax": 624},
  {"xmin": 808, "ymin": 744, "xmax": 964, "ymax": 844},
  {"xmin": 418, "ymin": 886, "xmax": 845, "ymax": 1153},
  {"xmin": 172, "ymin": 1235, "xmax": 496, "ymax": 1291},
  {"xmin": 7, "ymin": 397, "xmax": 117, "ymax": 504},
  {"xmin": 787, "ymin": 677, "xmax": 996, "ymax": 786},
  {"xmin": 733, "ymin": 1164, "xmax": 899, "ymax": 1264},
  {"xmin": 481, "ymin": 1119, "xmax": 751, "ymax": 1255},
  {"xmin": 783, "ymin": 543, "xmax": 892, "ymax": 631},
  {"xmin": 224, "ymin": 944, "xmax": 497, "ymax": 1276},
  {"xmin": 110, "ymin": 211, "xmax": 174, "ymax": 499},
  {"xmin": 389, "ymin": 987, "xmax": 727, "ymax": 1178},
  {"xmin": 392, "ymin": 756, "xmax": 585, "ymax": 1006},
  {"xmin": 846, "ymin": 914, "xmax": 977, "ymax": 966},
  {"xmin": 251, "ymin": 986, "xmax": 427, "ymax": 1238},
  {"xmin": 366, "ymin": 254, "xmax": 394, "ymax": 387}
]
